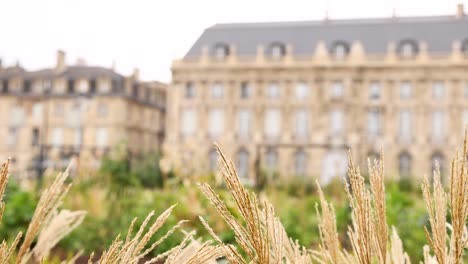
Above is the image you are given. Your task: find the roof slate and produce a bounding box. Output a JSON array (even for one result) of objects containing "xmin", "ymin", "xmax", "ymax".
[
  {"xmin": 185, "ymin": 15, "xmax": 468, "ymax": 58},
  {"xmin": 0, "ymin": 66, "xmax": 124, "ymax": 81}
]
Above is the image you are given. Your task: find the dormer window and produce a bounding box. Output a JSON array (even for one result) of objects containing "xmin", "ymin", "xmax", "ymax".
[
  {"xmin": 398, "ymin": 40, "xmax": 418, "ymax": 58},
  {"xmin": 462, "ymin": 39, "xmax": 468, "ymax": 56},
  {"xmin": 331, "ymin": 41, "xmax": 350, "ymax": 59},
  {"xmin": 132, "ymin": 84, "xmax": 139, "ymax": 98},
  {"xmin": 269, "ymin": 42, "xmax": 286, "ymax": 60},
  {"xmin": 23, "ymin": 80, "xmax": 31, "ymax": 93},
  {"xmin": 213, "ymin": 43, "xmax": 230, "ymax": 60},
  {"xmin": 77, "ymin": 79, "xmax": 89, "ymax": 93},
  {"xmin": 89, "ymin": 79, "xmax": 97, "ymax": 93},
  {"xmin": 1, "ymin": 80, "xmax": 9, "ymax": 93},
  {"xmin": 67, "ymin": 79, "xmax": 75, "ymax": 94}
]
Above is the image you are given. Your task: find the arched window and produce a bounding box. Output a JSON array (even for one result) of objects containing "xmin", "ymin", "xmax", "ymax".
[
  {"xmin": 294, "ymin": 149, "xmax": 307, "ymax": 176},
  {"xmin": 398, "ymin": 152, "xmax": 412, "ymax": 178},
  {"xmin": 269, "ymin": 42, "xmax": 286, "ymax": 60},
  {"xmin": 237, "ymin": 148, "xmax": 249, "ymax": 179},
  {"xmin": 265, "ymin": 147, "xmax": 278, "ymax": 171},
  {"xmin": 208, "ymin": 148, "xmax": 218, "ymax": 172},
  {"xmin": 330, "ymin": 41, "xmax": 350, "ymax": 59},
  {"xmin": 431, "ymin": 152, "xmax": 445, "ymax": 180},
  {"xmin": 398, "ymin": 40, "xmax": 418, "ymax": 58},
  {"xmin": 213, "ymin": 43, "xmax": 230, "ymax": 60},
  {"xmin": 368, "ymin": 151, "xmax": 381, "ymax": 164}
]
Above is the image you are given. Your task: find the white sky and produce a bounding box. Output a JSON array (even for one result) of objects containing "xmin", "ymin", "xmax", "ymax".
[{"xmin": 0, "ymin": 0, "xmax": 466, "ymax": 82}]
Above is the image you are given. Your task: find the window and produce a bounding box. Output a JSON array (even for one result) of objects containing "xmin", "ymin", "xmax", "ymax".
[
  {"xmin": 214, "ymin": 43, "xmax": 229, "ymax": 60},
  {"xmin": 237, "ymin": 149, "xmax": 249, "ymax": 179},
  {"xmin": 67, "ymin": 79, "xmax": 75, "ymax": 94},
  {"xmin": 11, "ymin": 106, "xmax": 24, "ymax": 127},
  {"xmin": 2, "ymin": 79, "xmax": 9, "ymax": 93},
  {"xmin": 367, "ymin": 109, "xmax": 381, "ymax": 137},
  {"xmin": 399, "ymin": 110, "xmax": 412, "ymax": 142},
  {"xmin": 463, "ymin": 39, "xmax": 468, "ymax": 56},
  {"xmin": 240, "ymin": 82, "xmax": 251, "ymax": 99},
  {"xmin": 294, "ymin": 150, "xmax": 307, "ymax": 176},
  {"xmin": 399, "ymin": 40, "xmax": 418, "ymax": 58},
  {"xmin": 331, "ymin": 42, "xmax": 349, "ymax": 59},
  {"xmin": 52, "ymin": 128, "xmax": 63, "ymax": 147},
  {"xmin": 211, "ymin": 83, "xmax": 223, "ymax": 99},
  {"xmin": 74, "ymin": 128, "xmax": 82, "ymax": 148},
  {"xmin": 111, "ymin": 80, "xmax": 119, "ymax": 93},
  {"xmin": 54, "ymin": 103, "xmax": 64, "ymax": 117},
  {"xmin": 185, "ymin": 82, "xmax": 195, "ymax": 99},
  {"xmin": 322, "ymin": 151, "xmax": 348, "ymax": 184},
  {"xmin": 400, "ymin": 82, "xmax": 412, "ymax": 99},
  {"xmin": 89, "ymin": 79, "xmax": 97, "ymax": 93},
  {"xmin": 23, "ymin": 80, "xmax": 31, "ymax": 93},
  {"xmin": 208, "ymin": 149, "xmax": 218, "ymax": 172},
  {"xmin": 295, "ymin": 82, "xmax": 309, "ymax": 99},
  {"xmin": 266, "ymin": 82, "xmax": 280, "ymax": 98},
  {"xmin": 98, "ymin": 103, "xmax": 108, "ymax": 117},
  {"xmin": 432, "ymin": 81, "xmax": 445, "ymax": 100},
  {"xmin": 132, "ymin": 84, "xmax": 139, "ymax": 98},
  {"xmin": 264, "ymin": 109, "xmax": 281, "ymax": 139},
  {"xmin": 181, "ymin": 109, "xmax": 196, "ymax": 136},
  {"xmin": 431, "ymin": 110, "xmax": 445, "ymax": 142},
  {"xmin": 7, "ymin": 127, "xmax": 17, "ymax": 147},
  {"xmin": 399, "ymin": 152, "xmax": 412, "ymax": 178},
  {"xmin": 77, "ymin": 79, "xmax": 89, "ymax": 93},
  {"xmin": 369, "ymin": 82, "xmax": 381, "ymax": 100},
  {"xmin": 330, "ymin": 110, "xmax": 344, "ymax": 135},
  {"xmin": 270, "ymin": 43, "xmax": 285, "ymax": 59},
  {"xmin": 294, "ymin": 109, "xmax": 308, "ymax": 139},
  {"xmin": 208, "ymin": 108, "xmax": 224, "ymax": 137},
  {"xmin": 237, "ymin": 109, "xmax": 251, "ymax": 138},
  {"xmin": 96, "ymin": 127, "xmax": 107, "ymax": 147},
  {"xmin": 330, "ymin": 81, "xmax": 344, "ymax": 99},
  {"xmin": 32, "ymin": 128, "xmax": 40, "ymax": 146},
  {"xmin": 368, "ymin": 151, "xmax": 381, "ymax": 163},
  {"xmin": 99, "ymin": 80, "xmax": 111, "ymax": 93},
  {"xmin": 265, "ymin": 148, "xmax": 278, "ymax": 171}
]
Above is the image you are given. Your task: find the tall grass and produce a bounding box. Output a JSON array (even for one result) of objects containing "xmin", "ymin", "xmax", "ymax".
[{"xmin": 1, "ymin": 136, "xmax": 468, "ymax": 263}]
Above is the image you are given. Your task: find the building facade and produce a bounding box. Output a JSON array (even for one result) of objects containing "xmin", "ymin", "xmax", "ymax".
[
  {"xmin": 166, "ymin": 5, "xmax": 468, "ymax": 183},
  {"xmin": 0, "ymin": 51, "xmax": 166, "ymax": 177}
]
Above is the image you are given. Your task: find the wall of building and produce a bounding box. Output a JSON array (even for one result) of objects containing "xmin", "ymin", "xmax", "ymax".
[{"xmin": 166, "ymin": 46, "xmax": 468, "ymax": 184}]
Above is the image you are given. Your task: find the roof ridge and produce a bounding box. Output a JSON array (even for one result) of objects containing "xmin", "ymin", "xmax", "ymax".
[{"xmin": 210, "ymin": 15, "xmax": 464, "ymax": 29}]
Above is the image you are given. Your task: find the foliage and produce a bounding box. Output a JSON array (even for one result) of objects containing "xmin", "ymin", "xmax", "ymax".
[
  {"xmin": 2, "ymin": 144, "xmax": 468, "ymax": 263},
  {"xmin": 0, "ymin": 179, "xmax": 38, "ymax": 242}
]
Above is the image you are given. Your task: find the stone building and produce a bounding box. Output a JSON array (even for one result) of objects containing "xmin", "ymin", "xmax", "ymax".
[
  {"xmin": 166, "ymin": 4, "xmax": 468, "ymax": 183},
  {"xmin": 0, "ymin": 51, "xmax": 166, "ymax": 177}
]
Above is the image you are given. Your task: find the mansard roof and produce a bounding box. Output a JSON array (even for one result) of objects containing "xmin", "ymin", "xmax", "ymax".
[{"xmin": 185, "ymin": 14, "xmax": 468, "ymax": 58}]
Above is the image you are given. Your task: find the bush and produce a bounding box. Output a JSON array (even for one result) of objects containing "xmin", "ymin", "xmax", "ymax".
[{"xmin": 0, "ymin": 179, "xmax": 38, "ymax": 241}]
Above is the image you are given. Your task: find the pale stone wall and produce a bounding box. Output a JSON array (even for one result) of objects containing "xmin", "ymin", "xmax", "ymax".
[
  {"xmin": 0, "ymin": 59, "xmax": 166, "ymax": 178},
  {"xmin": 166, "ymin": 43, "xmax": 468, "ymax": 183}
]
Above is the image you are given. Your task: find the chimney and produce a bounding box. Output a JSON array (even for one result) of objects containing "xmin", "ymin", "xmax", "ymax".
[
  {"xmin": 56, "ymin": 50, "xmax": 66, "ymax": 72},
  {"xmin": 133, "ymin": 68, "xmax": 139, "ymax": 80},
  {"xmin": 456, "ymin": 3, "xmax": 465, "ymax": 18}
]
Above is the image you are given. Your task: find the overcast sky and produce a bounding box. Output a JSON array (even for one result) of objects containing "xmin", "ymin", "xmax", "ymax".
[{"xmin": 0, "ymin": 0, "xmax": 466, "ymax": 82}]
